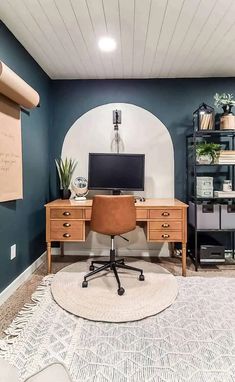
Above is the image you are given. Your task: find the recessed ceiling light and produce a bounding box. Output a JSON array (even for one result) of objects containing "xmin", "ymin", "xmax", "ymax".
[{"xmin": 98, "ymin": 37, "xmax": 116, "ymax": 52}]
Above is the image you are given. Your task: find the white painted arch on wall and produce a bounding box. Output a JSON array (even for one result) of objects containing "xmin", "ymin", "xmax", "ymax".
[{"xmin": 62, "ymin": 103, "xmax": 174, "ymax": 256}]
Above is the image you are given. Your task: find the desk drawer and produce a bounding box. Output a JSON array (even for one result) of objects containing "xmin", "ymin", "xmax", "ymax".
[
  {"xmin": 149, "ymin": 230, "xmax": 182, "ymax": 241},
  {"xmin": 136, "ymin": 209, "xmax": 148, "ymax": 220},
  {"xmin": 84, "ymin": 208, "xmax": 147, "ymax": 220},
  {"xmin": 149, "ymin": 209, "xmax": 182, "ymax": 219},
  {"xmin": 149, "ymin": 221, "xmax": 182, "ymax": 231},
  {"xmin": 50, "ymin": 220, "xmax": 84, "ymax": 241},
  {"xmin": 50, "ymin": 208, "xmax": 83, "ymax": 219},
  {"xmin": 85, "ymin": 208, "xmax": 92, "ymax": 220}
]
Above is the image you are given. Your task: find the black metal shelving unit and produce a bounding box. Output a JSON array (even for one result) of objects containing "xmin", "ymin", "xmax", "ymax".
[{"xmin": 186, "ymin": 129, "xmax": 235, "ymax": 270}]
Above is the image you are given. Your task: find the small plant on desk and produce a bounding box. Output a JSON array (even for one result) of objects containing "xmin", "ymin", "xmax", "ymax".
[{"xmin": 55, "ymin": 157, "xmax": 77, "ymax": 199}]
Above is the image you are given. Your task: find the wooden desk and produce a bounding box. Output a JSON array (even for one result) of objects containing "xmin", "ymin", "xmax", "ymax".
[{"xmin": 45, "ymin": 198, "xmax": 188, "ymax": 276}]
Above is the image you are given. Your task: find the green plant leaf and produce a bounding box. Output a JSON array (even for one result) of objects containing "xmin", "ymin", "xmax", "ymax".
[{"xmin": 55, "ymin": 157, "xmax": 78, "ymax": 189}]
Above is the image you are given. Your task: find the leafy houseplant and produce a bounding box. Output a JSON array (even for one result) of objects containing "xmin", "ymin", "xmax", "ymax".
[
  {"xmin": 196, "ymin": 142, "xmax": 220, "ymax": 164},
  {"xmin": 214, "ymin": 93, "xmax": 235, "ymax": 115},
  {"xmin": 55, "ymin": 158, "xmax": 77, "ymax": 199}
]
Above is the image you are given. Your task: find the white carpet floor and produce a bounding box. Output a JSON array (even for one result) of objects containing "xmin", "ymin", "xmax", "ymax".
[{"xmin": 1, "ymin": 276, "xmax": 235, "ymax": 382}]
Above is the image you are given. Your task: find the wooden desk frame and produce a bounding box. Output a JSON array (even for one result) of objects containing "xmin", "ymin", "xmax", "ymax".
[{"xmin": 45, "ymin": 198, "xmax": 188, "ymax": 276}]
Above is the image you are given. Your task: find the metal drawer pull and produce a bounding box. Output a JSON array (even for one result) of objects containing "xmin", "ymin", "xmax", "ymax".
[
  {"xmin": 63, "ymin": 233, "xmax": 71, "ymax": 238},
  {"xmin": 63, "ymin": 223, "xmax": 71, "ymax": 227},
  {"xmin": 162, "ymin": 234, "xmax": 170, "ymax": 238},
  {"xmin": 162, "ymin": 223, "xmax": 170, "ymax": 228},
  {"xmin": 63, "ymin": 211, "xmax": 71, "ymax": 216},
  {"xmin": 162, "ymin": 212, "xmax": 170, "ymax": 216}
]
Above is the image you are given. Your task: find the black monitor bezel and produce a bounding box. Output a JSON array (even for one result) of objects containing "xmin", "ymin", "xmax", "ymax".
[{"xmin": 88, "ymin": 153, "xmax": 145, "ymax": 191}]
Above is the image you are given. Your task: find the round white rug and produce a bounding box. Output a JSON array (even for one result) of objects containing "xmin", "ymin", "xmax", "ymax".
[{"xmin": 51, "ymin": 259, "xmax": 178, "ymax": 322}]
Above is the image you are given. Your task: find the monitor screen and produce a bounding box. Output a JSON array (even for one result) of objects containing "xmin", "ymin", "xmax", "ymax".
[{"xmin": 88, "ymin": 153, "xmax": 145, "ymax": 191}]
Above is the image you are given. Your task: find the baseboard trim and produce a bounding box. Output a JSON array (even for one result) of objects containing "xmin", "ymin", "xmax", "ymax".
[
  {"xmin": 51, "ymin": 248, "xmax": 164, "ymax": 257},
  {"xmin": 0, "ymin": 251, "xmax": 46, "ymax": 306}
]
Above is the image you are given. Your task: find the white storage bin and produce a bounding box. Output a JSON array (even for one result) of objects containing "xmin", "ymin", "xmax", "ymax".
[
  {"xmin": 221, "ymin": 204, "xmax": 235, "ymax": 229},
  {"xmin": 189, "ymin": 201, "xmax": 220, "ymax": 229}
]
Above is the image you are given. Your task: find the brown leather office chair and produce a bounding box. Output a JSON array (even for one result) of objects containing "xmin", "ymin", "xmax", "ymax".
[{"xmin": 82, "ymin": 195, "xmax": 145, "ymax": 295}]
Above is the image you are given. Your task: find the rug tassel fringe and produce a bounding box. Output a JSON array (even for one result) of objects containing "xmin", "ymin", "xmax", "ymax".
[{"xmin": 0, "ymin": 275, "xmax": 54, "ymax": 355}]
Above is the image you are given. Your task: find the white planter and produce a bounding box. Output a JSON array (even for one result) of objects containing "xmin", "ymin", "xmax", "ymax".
[{"xmin": 196, "ymin": 154, "xmax": 212, "ymax": 164}]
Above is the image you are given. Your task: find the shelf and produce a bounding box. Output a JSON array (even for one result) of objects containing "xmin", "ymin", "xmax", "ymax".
[
  {"xmin": 189, "ymin": 223, "xmax": 235, "ymax": 232},
  {"xmin": 196, "ymin": 163, "xmax": 235, "ymax": 166},
  {"xmin": 188, "ymin": 252, "xmax": 235, "ymax": 266},
  {"xmin": 191, "ymin": 196, "xmax": 235, "ymax": 202},
  {"xmin": 187, "ymin": 130, "xmax": 235, "ymax": 138}
]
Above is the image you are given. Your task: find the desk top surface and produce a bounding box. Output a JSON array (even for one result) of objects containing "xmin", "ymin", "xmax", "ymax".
[{"xmin": 45, "ymin": 198, "xmax": 188, "ymax": 208}]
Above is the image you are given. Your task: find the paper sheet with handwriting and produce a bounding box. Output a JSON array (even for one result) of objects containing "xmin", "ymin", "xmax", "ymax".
[{"xmin": 0, "ymin": 94, "xmax": 22, "ymax": 202}]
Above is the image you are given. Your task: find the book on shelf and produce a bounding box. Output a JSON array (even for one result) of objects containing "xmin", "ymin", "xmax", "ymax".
[
  {"xmin": 215, "ymin": 150, "xmax": 235, "ymax": 164},
  {"xmin": 214, "ymin": 191, "xmax": 235, "ymax": 198}
]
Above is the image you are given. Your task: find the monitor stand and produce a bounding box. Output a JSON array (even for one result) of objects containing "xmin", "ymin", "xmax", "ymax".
[{"xmin": 112, "ymin": 189, "xmax": 121, "ymax": 195}]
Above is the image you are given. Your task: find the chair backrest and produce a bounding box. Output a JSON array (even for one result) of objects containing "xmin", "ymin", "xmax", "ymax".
[{"xmin": 91, "ymin": 195, "xmax": 136, "ymax": 236}]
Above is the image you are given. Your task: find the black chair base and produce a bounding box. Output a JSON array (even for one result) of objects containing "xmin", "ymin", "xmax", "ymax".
[{"xmin": 82, "ymin": 252, "xmax": 145, "ymax": 296}]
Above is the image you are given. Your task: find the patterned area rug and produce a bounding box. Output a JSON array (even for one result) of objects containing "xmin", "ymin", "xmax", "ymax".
[{"xmin": 1, "ymin": 276, "xmax": 235, "ymax": 382}]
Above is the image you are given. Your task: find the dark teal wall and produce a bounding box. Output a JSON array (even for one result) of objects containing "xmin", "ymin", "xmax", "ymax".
[
  {"xmin": 50, "ymin": 78, "xmax": 235, "ymax": 200},
  {"xmin": 0, "ymin": 22, "xmax": 51, "ymax": 292}
]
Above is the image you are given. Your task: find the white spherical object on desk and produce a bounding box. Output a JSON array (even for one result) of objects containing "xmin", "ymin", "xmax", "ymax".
[{"xmin": 72, "ymin": 177, "xmax": 88, "ymax": 201}]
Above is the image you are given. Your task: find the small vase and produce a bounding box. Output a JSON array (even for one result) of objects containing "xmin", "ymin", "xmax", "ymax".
[
  {"xmin": 60, "ymin": 189, "xmax": 71, "ymax": 200},
  {"xmin": 222, "ymin": 105, "xmax": 233, "ymax": 115},
  {"xmin": 196, "ymin": 154, "xmax": 212, "ymax": 165}
]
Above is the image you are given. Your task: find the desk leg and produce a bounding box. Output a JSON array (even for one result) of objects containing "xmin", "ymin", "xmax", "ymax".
[
  {"xmin": 60, "ymin": 242, "xmax": 64, "ymax": 257},
  {"xmin": 168, "ymin": 242, "xmax": 175, "ymax": 257},
  {"xmin": 47, "ymin": 242, "xmax": 51, "ymax": 274},
  {"xmin": 182, "ymin": 242, "xmax": 187, "ymax": 277}
]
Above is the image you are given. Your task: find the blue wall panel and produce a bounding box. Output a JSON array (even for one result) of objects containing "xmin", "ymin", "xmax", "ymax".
[{"xmin": 0, "ymin": 22, "xmax": 51, "ymax": 292}]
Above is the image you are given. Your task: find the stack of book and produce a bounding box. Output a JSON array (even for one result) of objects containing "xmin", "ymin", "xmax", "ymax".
[
  {"xmin": 214, "ymin": 191, "xmax": 235, "ymax": 198},
  {"xmin": 215, "ymin": 151, "xmax": 235, "ymax": 164}
]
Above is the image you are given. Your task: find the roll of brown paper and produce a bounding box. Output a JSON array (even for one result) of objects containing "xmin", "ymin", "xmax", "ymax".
[{"xmin": 0, "ymin": 61, "xmax": 40, "ymax": 109}]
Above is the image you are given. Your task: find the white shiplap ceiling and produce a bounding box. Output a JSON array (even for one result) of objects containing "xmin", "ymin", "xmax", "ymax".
[{"xmin": 1, "ymin": 0, "xmax": 235, "ymax": 79}]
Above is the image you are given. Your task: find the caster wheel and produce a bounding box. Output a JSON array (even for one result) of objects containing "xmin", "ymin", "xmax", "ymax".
[
  {"xmin": 89, "ymin": 265, "xmax": 95, "ymax": 271},
  {"xmin": 82, "ymin": 280, "xmax": 88, "ymax": 288},
  {"xmin": 139, "ymin": 274, "xmax": 145, "ymax": 281},
  {"xmin": 118, "ymin": 287, "xmax": 125, "ymax": 296}
]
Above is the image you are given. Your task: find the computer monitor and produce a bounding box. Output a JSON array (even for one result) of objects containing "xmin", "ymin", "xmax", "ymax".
[{"xmin": 88, "ymin": 153, "xmax": 145, "ymax": 194}]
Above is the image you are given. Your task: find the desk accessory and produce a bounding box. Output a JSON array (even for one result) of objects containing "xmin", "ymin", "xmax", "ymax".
[
  {"xmin": 55, "ymin": 158, "xmax": 77, "ymax": 199},
  {"xmin": 134, "ymin": 195, "xmax": 146, "ymax": 202},
  {"xmin": 72, "ymin": 177, "xmax": 88, "ymax": 201}
]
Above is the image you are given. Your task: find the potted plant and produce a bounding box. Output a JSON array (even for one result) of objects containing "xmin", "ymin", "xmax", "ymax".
[
  {"xmin": 55, "ymin": 157, "xmax": 77, "ymax": 199},
  {"xmin": 196, "ymin": 142, "xmax": 220, "ymax": 164},
  {"xmin": 214, "ymin": 93, "xmax": 235, "ymax": 115}
]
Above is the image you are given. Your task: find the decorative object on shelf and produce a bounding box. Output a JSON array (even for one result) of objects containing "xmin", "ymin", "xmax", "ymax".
[
  {"xmin": 214, "ymin": 93, "xmax": 235, "ymax": 130},
  {"xmin": 193, "ymin": 103, "xmax": 214, "ymax": 131},
  {"xmin": 72, "ymin": 177, "xmax": 88, "ymax": 201},
  {"xmin": 55, "ymin": 157, "xmax": 77, "ymax": 200},
  {"xmin": 196, "ymin": 177, "xmax": 213, "ymax": 198},
  {"xmin": 223, "ymin": 180, "xmax": 232, "ymax": 192},
  {"xmin": 196, "ymin": 142, "xmax": 220, "ymax": 164}
]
